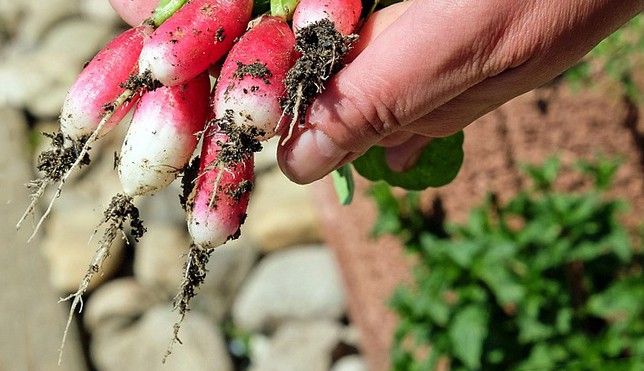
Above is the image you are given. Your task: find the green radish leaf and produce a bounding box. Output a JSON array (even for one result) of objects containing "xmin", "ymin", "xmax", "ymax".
[
  {"xmin": 352, "ymin": 132, "xmax": 464, "ymax": 190},
  {"xmin": 331, "ymin": 164, "xmax": 355, "ymax": 205}
]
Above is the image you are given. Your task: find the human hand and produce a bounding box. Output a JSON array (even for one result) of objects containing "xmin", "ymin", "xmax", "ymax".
[
  {"xmin": 276, "ymin": 0, "xmax": 643, "ymax": 184},
  {"xmin": 108, "ymin": 0, "xmax": 642, "ymax": 185}
]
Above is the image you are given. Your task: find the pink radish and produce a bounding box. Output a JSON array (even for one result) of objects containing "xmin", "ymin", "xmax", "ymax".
[
  {"xmin": 118, "ymin": 72, "xmax": 210, "ymax": 196},
  {"xmin": 170, "ymin": 126, "xmax": 254, "ymax": 357},
  {"xmin": 169, "ymin": 15, "xmax": 298, "ymax": 349},
  {"xmin": 186, "ymin": 129, "xmax": 254, "ymax": 249},
  {"xmin": 108, "ymin": 0, "xmax": 158, "ymax": 27},
  {"xmin": 60, "ymin": 25, "xmax": 152, "ymax": 141},
  {"xmin": 17, "ymin": 24, "xmax": 154, "ymax": 237},
  {"xmin": 185, "ymin": 14, "xmax": 299, "ymax": 248},
  {"xmin": 59, "ymin": 72, "xmax": 211, "ymax": 363},
  {"xmin": 292, "ymin": 0, "xmax": 362, "ymax": 35},
  {"xmin": 213, "ymin": 15, "xmax": 298, "ymax": 139},
  {"xmin": 138, "ymin": 0, "xmax": 254, "ymax": 87}
]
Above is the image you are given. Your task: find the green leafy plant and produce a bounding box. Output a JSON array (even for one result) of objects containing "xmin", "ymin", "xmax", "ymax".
[
  {"xmin": 375, "ymin": 156, "xmax": 644, "ymax": 370},
  {"xmin": 565, "ymin": 14, "xmax": 643, "ymax": 101}
]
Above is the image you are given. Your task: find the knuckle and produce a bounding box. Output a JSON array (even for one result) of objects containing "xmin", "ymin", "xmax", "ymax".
[{"xmin": 342, "ymin": 78, "xmax": 405, "ymax": 139}]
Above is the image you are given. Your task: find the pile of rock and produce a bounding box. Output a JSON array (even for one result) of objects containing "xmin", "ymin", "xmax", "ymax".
[{"xmin": 0, "ymin": 1, "xmax": 368, "ymax": 370}]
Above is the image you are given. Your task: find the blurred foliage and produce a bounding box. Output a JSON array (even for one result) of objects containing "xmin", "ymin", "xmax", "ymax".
[
  {"xmin": 222, "ymin": 319, "xmax": 252, "ymax": 370},
  {"xmin": 373, "ymin": 156, "xmax": 644, "ymax": 370},
  {"xmin": 565, "ymin": 14, "xmax": 643, "ymax": 101}
]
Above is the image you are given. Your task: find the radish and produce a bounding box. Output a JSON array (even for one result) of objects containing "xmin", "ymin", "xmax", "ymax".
[
  {"xmin": 292, "ymin": 0, "xmax": 362, "ymax": 35},
  {"xmin": 20, "ymin": 0, "xmax": 248, "ymax": 236},
  {"xmin": 279, "ymin": 0, "xmax": 362, "ymax": 142},
  {"xmin": 182, "ymin": 14, "xmax": 299, "ymax": 248},
  {"xmin": 168, "ymin": 120, "xmax": 255, "ymax": 357},
  {"xmin": 17, "ymin": 24, "xmax": 153, "ymax": 236},
  {"xmin": 166, "ymin": 14, "xmax": 298, "ymax": 353},
  {"xmin": 213, "ymin": 15, "xmax": 298, "ymax": 139},
  {"xmin": 118, "ymin": 71, "xmax": 211, "ymax": 196},
  {"xmin": 59, "ymin": 71, "xmax": 212, "ymax": 364},
  {"xmin": 186, "ymin": 123, "xmax": 256, "ymax": 249},
  {"xmin": 60, "ymin": 25, "xmax": 152, "ymax": 141},
  {"xmin": 138, "ymin": 0, "xmax": 254, "ymax": 87},
  {"xmin": 184, "ymin": 14, "xmax": 298, "ymax": 248}
]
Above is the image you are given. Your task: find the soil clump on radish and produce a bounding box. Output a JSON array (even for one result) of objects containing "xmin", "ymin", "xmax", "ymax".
[
  {"xmin": 18, "ymin": 132, "xmax": 91, "ymax": 229},
  {"xmin": 121, "ymin": 69, "xmax": 163, "ymax": 92},
  {"xmin": 180, "ymin": 157, "xmax": 201, "ymax": 210},
  {"xmin": 206, "ymin": 110, "xmax": 264, "ymax": 165},
  {"xmin": 281, "ymin": 18, "xmax": 358, "ymax": 128},
  {"xmin": 36, "ymin": 132, "xmax": 91, "ymax": 183},
  {"xmin": 232, "ymin": 61, "xmax": 273, "ymax": 84}
]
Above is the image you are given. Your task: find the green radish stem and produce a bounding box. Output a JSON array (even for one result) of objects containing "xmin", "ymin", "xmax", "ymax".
[
  {"xmin": 150, "ymin": 0, "xmax": 189, "ymax": 26},
  {"xmin": 270, "ymin": 0, "xmax": 301, "ymax": 20}
]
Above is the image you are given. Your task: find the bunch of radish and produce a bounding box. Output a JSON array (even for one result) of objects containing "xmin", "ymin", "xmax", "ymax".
[{"xmin": 19, "ymin": 0, "xmax": 370, "ymax": 362}]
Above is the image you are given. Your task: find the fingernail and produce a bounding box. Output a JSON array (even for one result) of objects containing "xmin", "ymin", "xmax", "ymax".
[{"xmin": 280, "ymin": 129, "xmax": 349, "ymax": 184}]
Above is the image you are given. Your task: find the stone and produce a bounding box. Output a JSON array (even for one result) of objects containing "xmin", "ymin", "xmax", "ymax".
[
  {"xmin": 41, "ymin": 18, "xmax": 116, "ymax": 64},
  {"xmin": 84, "ymin": 277, "xmax": 159, "ymax": 333},
  {"xmin": 0, "ymin": 106, "xmax": 85, "ymax": 371},
  {"xmin": 91, "ymin": 305, "xmax": 233, "ymax": 371},
  {"xmin": 250, "ymin": 320, "xmax": 343, "ymax": 371},
  {"xmin": 80, "ymin": 0, "xmax": 123, "ymax": 25},
  {"xmin": 0, "ymin": 16, "xmax": 116, "ymax": 117},
  {"xmin": 331, "ymin": 355, "xmax": 368, "ymax": 371},
  {"xmin": 134, "ymin": 223, "xmax": 192, "ymax": 298},
  {"xmin": 41, "ymin": 200, "xmax": 127, "ymax": 293},
  {"xmin": 254, "ymin": 135, "xmax": 279, "ymax": 172},
  {"xmin": 16, "ymin": 0, "xmax": 81, "ymax": 47},
  {"xmin": 232, "ymin": 245, "xmax": 345, "ymax": 332},
  {"xmin": 25, "ymin": 83, "xmax": 70, "ymax": 119},
  {"xmin": 245, "ymin": 168, "xmax": 322, "ymax": 251},
  {"xmin": 137, "ymin": 181, "xmax": 187, "ymax": 226},
  {"xmin": 0, "ymin": 49, "xmax": 78, "ymax": 110},
  {"xmin": 0, "ymin": 0, "xmax": 24, "ymax": 40}
]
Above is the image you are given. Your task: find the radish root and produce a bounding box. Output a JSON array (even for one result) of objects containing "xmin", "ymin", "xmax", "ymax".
[
  {"xmin": 58, "ymin": 193, "xmax": 145, "ymax": 364},
  {"xmin": 164, "ymin": 243, "xmax": 213, "ymax": 362}
]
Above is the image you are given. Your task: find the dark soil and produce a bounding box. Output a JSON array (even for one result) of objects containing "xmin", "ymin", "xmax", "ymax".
[
  {"xmin": 205, "ymin": 110, "xmax": 263, "ymax": 167},
  {"xmin": 36, "ymin": 132, "xmax": 90, "ymax": 182},
  {"xmin": 120, "ymin": 69, "xmax": 162, "ymax": 92},
  {"xmin": 179, "ymin": 157, "xmax": 201, "ymax": 210},
  {"xmin": 232, "ymin": 61, "xmax": 272, "ymax": 84},
  {"xmin": 99, "ymin": 193, "xmax": 146, "ymax": 242},
  {"xmin": 281, "ymin": 18, "xmax": 358, "ymax": 127}
]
